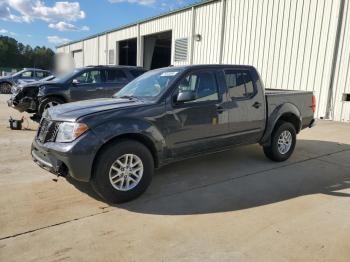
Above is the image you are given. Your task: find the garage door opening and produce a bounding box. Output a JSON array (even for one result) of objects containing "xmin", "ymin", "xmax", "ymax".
[
  {"xmin": 119, "ymin": 38, "xmax": 137, "ymax": 66},
  {"xmin": 143, "ymin": 31, "xmax": 172, "ymax": 70}
]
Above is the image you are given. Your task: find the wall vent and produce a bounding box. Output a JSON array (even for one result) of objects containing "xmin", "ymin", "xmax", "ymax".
[{"xmin": 174, "ymin": 38, "xmax": 188, "ymax": 62}]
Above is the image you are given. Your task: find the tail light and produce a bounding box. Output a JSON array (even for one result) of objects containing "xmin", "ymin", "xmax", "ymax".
[{"xmin": 311, "ymin": 95, "xmax": 316, "ymax": 113}]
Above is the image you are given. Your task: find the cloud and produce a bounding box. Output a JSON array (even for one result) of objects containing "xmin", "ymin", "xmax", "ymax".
[
  {"xmin": 47, "ymin": 35, "xmax": 70, "ymax": 45},
  {"xmin": 0, "ymin": 27, "xmax": 17, "ymax": 35},
  {"xmin": 108, "ymin": 0, "xmax": 156, "ymax": 6},
  {"xmin": 0, "ymin": 0, "xmax": 85, "ymax": 23},
  {"xmin": 49, "ymin": 21, "xmax": 89, "ymax": 32}
]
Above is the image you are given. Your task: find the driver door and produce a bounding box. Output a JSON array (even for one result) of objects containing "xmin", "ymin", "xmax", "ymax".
[
  {"xmin": 70, "ymin": 69, "xmax": 104, "ymax": 101},
  {"xmin": 164, "ymin": 69, "xmax": 229, "ymax": 157}
]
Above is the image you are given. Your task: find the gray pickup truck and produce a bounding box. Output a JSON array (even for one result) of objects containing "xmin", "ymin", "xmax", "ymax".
[{"xmin": 31, "ymin": 65, "xmax": 316, "ymax": 203}]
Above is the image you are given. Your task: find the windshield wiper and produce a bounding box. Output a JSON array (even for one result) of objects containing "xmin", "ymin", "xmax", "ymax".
[{"xmin": 118, "ymin": 95, "xmax": 139, "ymax": 100}]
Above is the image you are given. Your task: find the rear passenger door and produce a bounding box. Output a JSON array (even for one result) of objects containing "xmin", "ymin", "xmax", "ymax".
[
  {"xmin": 223, "ymin": 69, "xmax": 265, "ymax": 144},
  {"xmin": 102, "ymin": 69, "xmax": 129, "ymax": 97}
]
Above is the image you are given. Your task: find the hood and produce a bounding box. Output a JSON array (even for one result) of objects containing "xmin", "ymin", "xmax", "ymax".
[
  {"xmin": 45, "ymin": 98, "xmax": 151, "ymax": 122},
  {"xmin": 14, "ymin": 81, "xmax": 55, "ymax": 95},
  {"xmin": 0, "ymin": 75, "xmax": 11, "ymax": 81}
]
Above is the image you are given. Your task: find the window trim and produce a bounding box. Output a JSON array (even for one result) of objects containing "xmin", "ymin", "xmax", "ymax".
[
  {"xmin": 171, "ymin": 69, "xmax": 222, "ymax": 108},
  {"xmin": 223, "ymin": 69, "xmax": 257, "ymax": 101}
]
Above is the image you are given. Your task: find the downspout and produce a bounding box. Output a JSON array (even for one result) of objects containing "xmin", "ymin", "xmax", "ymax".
[
  {"xmin": 219, "ymin": 0, "xmax": 227, "ymax": 64},
  {"xmin": 106, "ymin": 33, "xmax": 109, "ymax": 65},
  {"xmin": 190, "ymin": 6, "xmax": 196, "ymax": 65},
  {"xmin": 325, "ymin": 0, "xmax": 346, "ymax": 119}
]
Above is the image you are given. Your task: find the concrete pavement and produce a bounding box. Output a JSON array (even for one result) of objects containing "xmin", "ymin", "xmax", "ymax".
[{"xmin": 0, "ymin": 95, "xmax": 349, "ymax": 262}]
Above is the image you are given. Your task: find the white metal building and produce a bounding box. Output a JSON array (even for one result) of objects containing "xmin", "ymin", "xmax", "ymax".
[{"xmin": 57, "ymin": 0, "xmax": 350, "ymax": 122}]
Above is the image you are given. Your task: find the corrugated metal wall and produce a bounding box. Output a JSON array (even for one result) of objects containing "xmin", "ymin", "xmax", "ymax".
[
  {"xmin": 222, "ymin": 0, "xmax": 341, "ymax": 119},
  {"xmin": 192, "ymin": 1, "xmax": 223, "ymax": 64},
  {"xmin": 57, "ymin": 0, "xmax": 350, "ymax": 121},
  {"xmin": 98, "ymin": 35, "xmax": 107, "ymax": 65},
  {"xmin": 330, "ymin": 0, "xmax": 350, "ymax": 122},
  {"xmin": 83, "ymin": 37, "xmax": 99, "ymax": 66}
]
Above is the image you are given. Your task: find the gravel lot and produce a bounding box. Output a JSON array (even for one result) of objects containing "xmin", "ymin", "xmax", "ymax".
[{"xmin": 0, "ymin": 94, "xmax": 349, "ymax": 262}]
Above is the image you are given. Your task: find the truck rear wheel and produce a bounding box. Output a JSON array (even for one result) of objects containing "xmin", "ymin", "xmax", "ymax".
[
  {"xmin": 263, "ymin": 121, "xmax": 296, "ymax": 162},
  {"xmin": 91, "ymin": 139, "xmax": 154, "ymax": 203}
]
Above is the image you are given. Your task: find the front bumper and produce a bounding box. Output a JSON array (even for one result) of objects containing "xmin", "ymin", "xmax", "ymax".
[
  {"xmin": 31, "ymin": 130, "xmax": 103, "ymax": 182},
  {"xmin": 7, "ymin": 94, "xmax": 37, "ymax": 113}
]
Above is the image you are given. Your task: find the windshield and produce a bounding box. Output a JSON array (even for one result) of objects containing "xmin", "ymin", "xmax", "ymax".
[
  {"xmin": 12, "ymin": 70, "xmax": 26, "ymax": 77},
  {"xmin": 52, "ymin": 68, "xmax": 82, "ymax": 83},
  {"xmin": 114, "ymin": 68, "xmax": 183, "ymax": 100}
]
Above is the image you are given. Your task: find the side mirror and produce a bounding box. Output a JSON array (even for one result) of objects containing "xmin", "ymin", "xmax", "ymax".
[
  {"xmin": 72, "ymin": 79, "xmax": 79, "ymax": 85},
  {"xmin": 176, "ymin": 91, "xmax": 195, "ymax": 103}
]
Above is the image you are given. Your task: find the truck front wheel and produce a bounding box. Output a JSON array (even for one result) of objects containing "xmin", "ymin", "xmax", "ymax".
[
  {"xmin": 38, "ymin": 97, "xmax": 64, "ymax": 116},
  {"xmin": 263, "ymin": 121, "xmax": 296, "ymax": 162},
  {"xmin": 91, "ymin": 139, "xmax": 154, "ymax": 203}
]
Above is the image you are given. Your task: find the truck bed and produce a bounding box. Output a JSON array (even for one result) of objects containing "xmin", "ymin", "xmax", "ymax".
[{"xmin": 265, "ymin": 88, "xmax": 314, "ymax": 130}]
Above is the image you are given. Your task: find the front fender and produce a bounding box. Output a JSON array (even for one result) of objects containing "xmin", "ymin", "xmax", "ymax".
[
  {"xmin": 38, "ymin": 86, "xmax": 69, "ymax": 102},
  {"xmin": 260, "ymin": 103, "xmax": 301, "ymax": 145},
  {"xmin": 92, "ymin": 118, "xmax": 166, "ymax": 162}
]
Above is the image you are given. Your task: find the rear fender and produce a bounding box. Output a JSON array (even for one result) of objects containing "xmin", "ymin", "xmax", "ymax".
[{"xmin": 260, "ymin": 103, "xmax": 301, "ymax": 146}]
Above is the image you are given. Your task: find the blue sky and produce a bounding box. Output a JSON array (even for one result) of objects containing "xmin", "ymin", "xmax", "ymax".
[{"xmin": 0, "ymin": 0, "xmax": 199, "ymax": 49}]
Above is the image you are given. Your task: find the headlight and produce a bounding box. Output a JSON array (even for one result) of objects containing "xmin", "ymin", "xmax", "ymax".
[{"xmin": 56, "ymin": 122, "xmax": 89, "ymax": 143}]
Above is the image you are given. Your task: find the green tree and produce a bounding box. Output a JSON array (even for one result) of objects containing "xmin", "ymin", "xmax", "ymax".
[{"xmin": 0, "ymin": 35, "xmax": 54, "ymax": 70}]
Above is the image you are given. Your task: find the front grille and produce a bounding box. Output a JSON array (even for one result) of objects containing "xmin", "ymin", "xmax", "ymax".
[{"xmin": 37, "ymin": 119, "xmax": 61, "ymax": 143}]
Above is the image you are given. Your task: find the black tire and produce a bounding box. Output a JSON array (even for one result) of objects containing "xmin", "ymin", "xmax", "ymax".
[
  {"xmin": 0, "ymin": 82, "xmax": 12, "ymax": 94},
  {"xmin": 38, "ymin": 97, "xmax": 64, "ymax": 116},
  {"xmin": 263, "ymin": 121, "xmax": 296, "ymax": 162},
  {"xmin": 91, "ymin": 139, "xmax": 154, "ymax": 203}
]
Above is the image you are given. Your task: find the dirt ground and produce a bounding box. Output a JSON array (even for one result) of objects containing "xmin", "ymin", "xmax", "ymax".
[{"xmin": 0, "ymin": 94, "xmax": 349, "ymax": 262}]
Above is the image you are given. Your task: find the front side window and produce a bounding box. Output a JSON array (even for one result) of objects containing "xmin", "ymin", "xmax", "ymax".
[
  {"xmin": 225, "ymin": 70, "xmax": 255, "ymax": 99},
  {"xmin": 21, "ymin": 71, "xmax": 33, "ymax": 78},
  {"xmin": 75, "ymin": 70, "xmax": 102, "ymax": 84},
  {"xmin": 105, "ymin": 69, "xmax": 127, "ymax": 83},
  {"xmin": 175, "ymin": 71, "xmax": 219, "ymax": 103}
]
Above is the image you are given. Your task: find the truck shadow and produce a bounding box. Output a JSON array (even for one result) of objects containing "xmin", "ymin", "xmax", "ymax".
[{"xmin": 67, "ymin": 139, "xmax": 350, "ymax": 215}]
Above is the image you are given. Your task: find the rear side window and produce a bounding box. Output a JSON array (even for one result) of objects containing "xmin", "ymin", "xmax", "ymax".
[
  {"xmin": 105, "ymin": 69, "xmax": 128, "ymax": 83},
  {"xmin": 36, "ymin": 71, "xmax": 45, "ymax": 78},
  {"xmin": 130, "ymin": 69, "xmax": 146, "ymax": 78},
  {"xmin": 225, "ymin": 70, "xmax": 255, "ymax": 99}
]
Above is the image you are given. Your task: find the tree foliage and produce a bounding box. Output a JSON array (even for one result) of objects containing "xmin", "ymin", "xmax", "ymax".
[{"xmin": 0, "ymin": 35, "xmax": 54, "ymax": 70}]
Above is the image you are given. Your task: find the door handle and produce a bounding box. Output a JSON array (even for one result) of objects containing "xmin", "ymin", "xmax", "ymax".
[
  {"xmin": 252, "ymin": 102, "xmax": 262, "ymax": 109},
  {"xmin": 96, "ymin": 87, "xmax": 104, "ymax": 90},
  {"xmin": 217, "ymin": 106, "xmax": 224, "ymax": 114}
]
